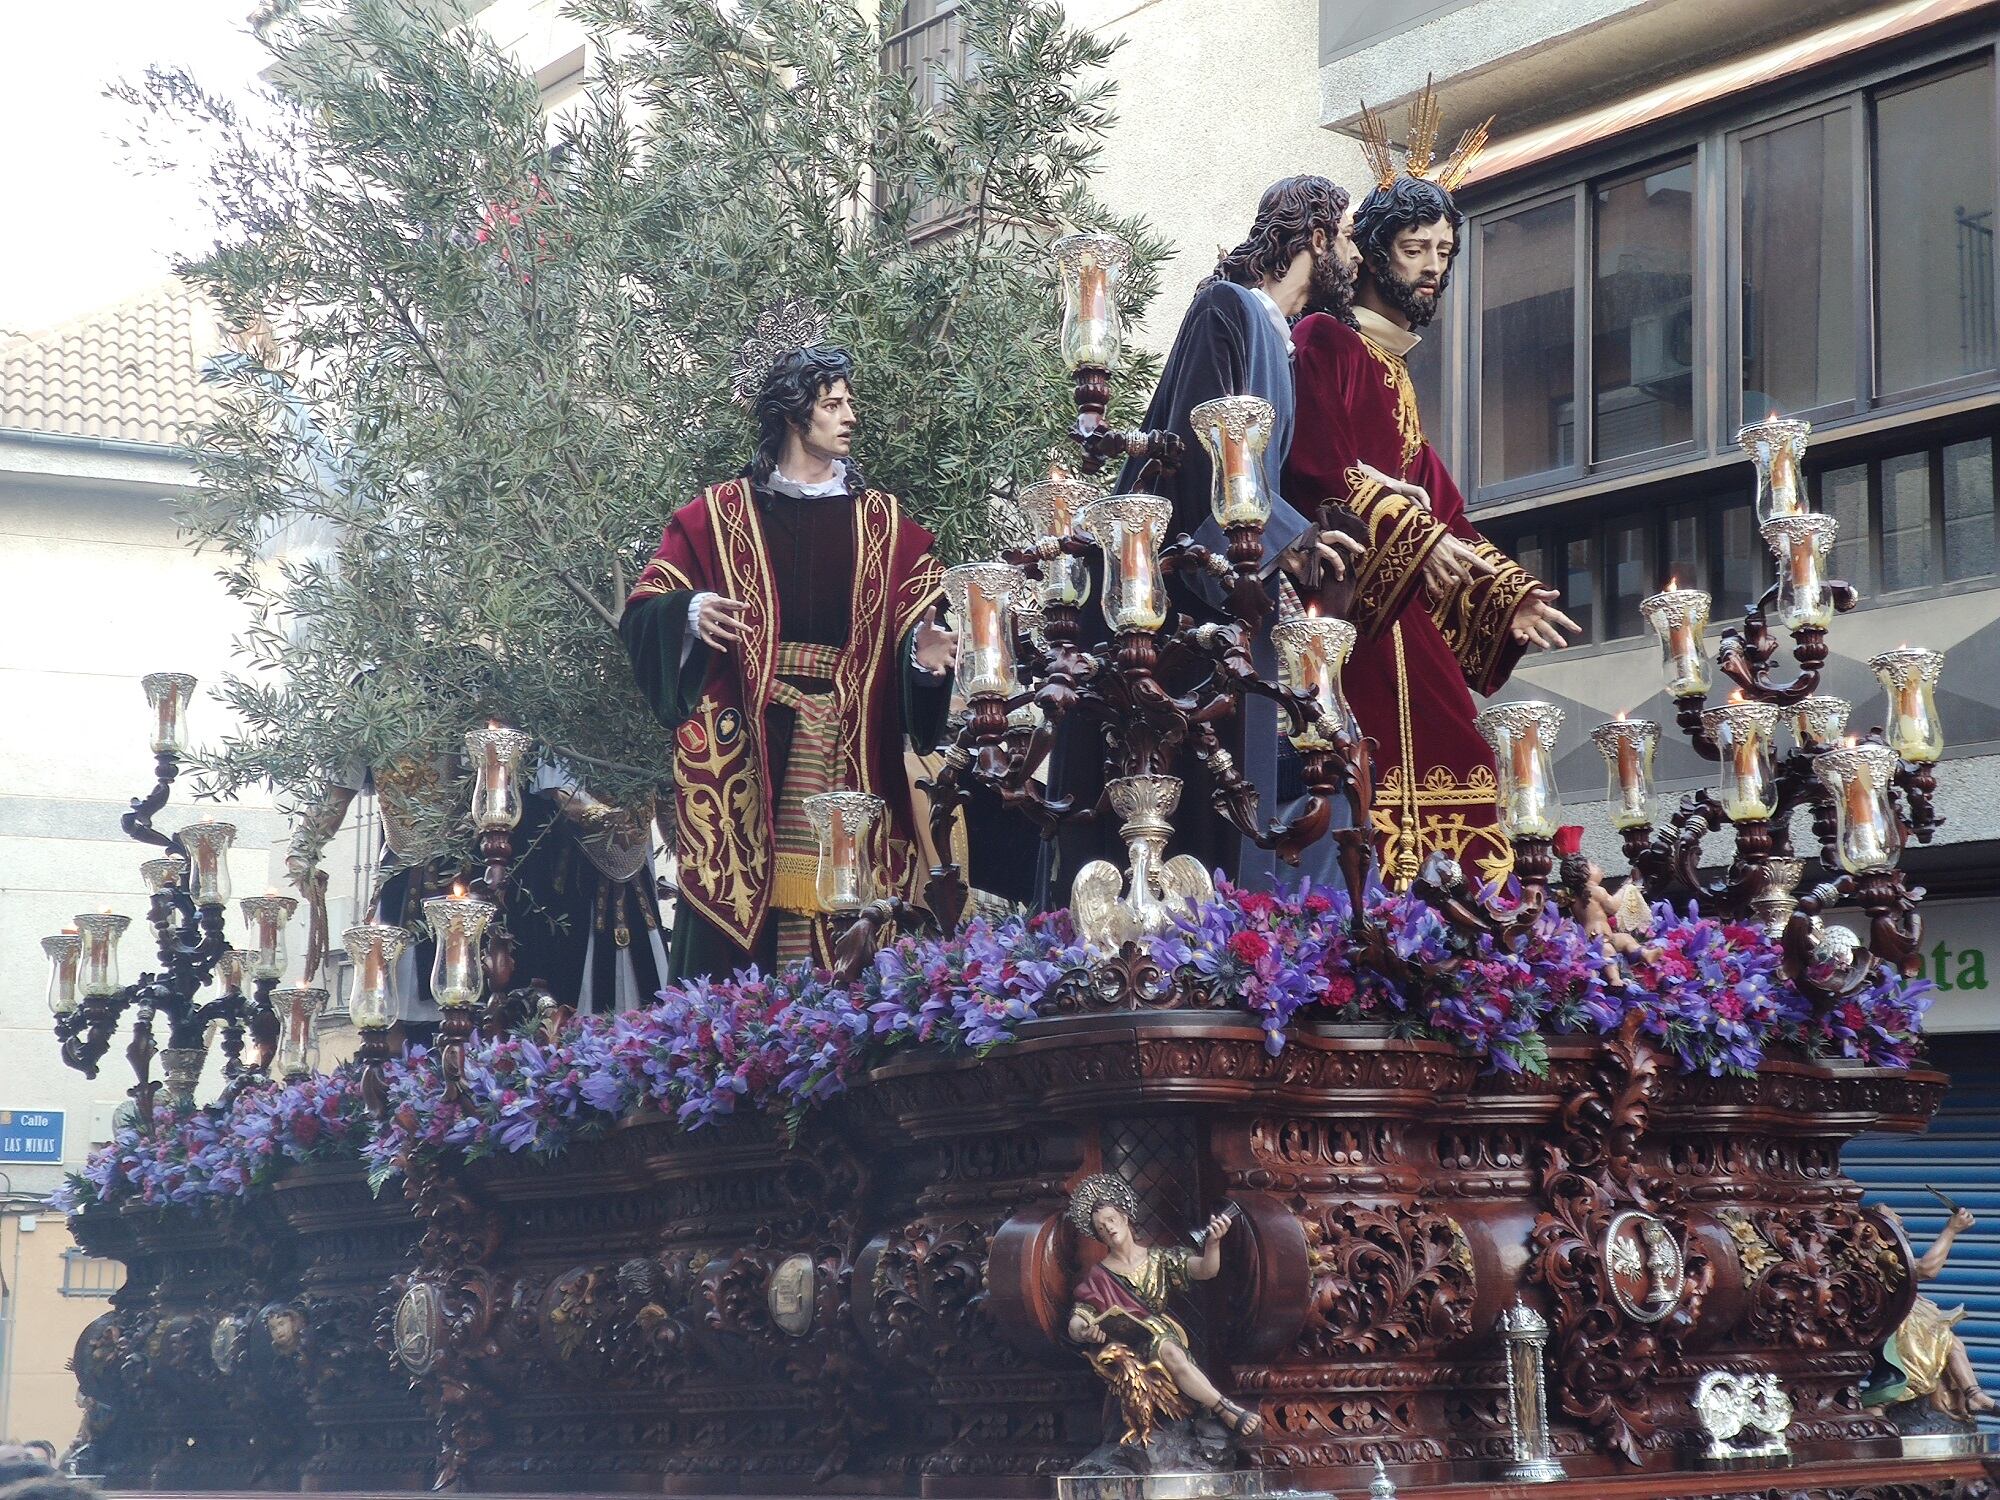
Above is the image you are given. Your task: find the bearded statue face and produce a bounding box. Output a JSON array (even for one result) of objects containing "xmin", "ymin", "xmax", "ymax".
[{"xmin": 1362, "ymin": 215, "xmax": 1457, "ymax": 328}]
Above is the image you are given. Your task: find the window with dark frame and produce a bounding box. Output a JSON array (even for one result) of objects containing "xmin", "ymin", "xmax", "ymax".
[
  {"xmin": 1460, "ymin": 44, "xmax": 2000, "ymax": 506},
  {"xmin": 879, "ymin": 0, "xmax": 969, "ymax": 233},
  {"xmin": 61, "ymin": 1247, "xmax": 124, "ymax": 1298},
  {"xmin": 1485, "ymin": 421, "xmax": 2000, "ymax": 659}
]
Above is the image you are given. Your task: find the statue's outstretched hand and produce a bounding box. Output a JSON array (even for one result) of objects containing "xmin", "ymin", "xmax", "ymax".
[
  {"xmin": 1510, "ymin": 588, "xmax": 1581, "ymax": 651},
  {"xmin": 1951, "ymin": 1206, "xmax": 1978, "ymax": 1234},
  {"xmin": 693, "ymin": 593, "xmax": 752, "ymax": 651},
  {"xmin": 914, "ymin": 607, "xmax": 959, "ymax": 675}
]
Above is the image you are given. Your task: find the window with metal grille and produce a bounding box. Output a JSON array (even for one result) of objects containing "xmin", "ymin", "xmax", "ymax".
[
  {"xmin": 60, "ymin": 1248, "xmax": 124, "ymax": 1298},
  {"xmin": 878, "ymin": 0, "xmax": 970, "ymax": 234}
]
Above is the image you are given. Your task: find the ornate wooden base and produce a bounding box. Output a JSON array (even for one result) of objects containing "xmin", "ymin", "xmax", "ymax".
[{"xmin": 69, "ymin": 1016, "xmax": 1955, "ymax": 1496}]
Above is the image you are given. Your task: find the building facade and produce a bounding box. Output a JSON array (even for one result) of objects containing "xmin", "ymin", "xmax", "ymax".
[{"xmin": 0, "ymin": 283, "xmax": 358, "ymax": 1447}]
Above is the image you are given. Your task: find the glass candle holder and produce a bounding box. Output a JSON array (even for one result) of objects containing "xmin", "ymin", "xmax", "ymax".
[
  {"xmin": 1189, "ymin": 395, "xmax": 1276, "ymax": 528},
  {"xmin": 1702, "ymin": 699, "xmax": 1782, "ymax": 821},
  {"xmin": 803, "ymin": 791, "xmax": 885, "ymax": 914},
  {"xmin": 178, "ymin": 820, "xmax": 238, "ymax": 907},
  {"xmin": 1870, "ymin": 647, "xmax": 1946, "ymax": 765},
  {"xmin": 238, "ymin": 893, "xmax": 298, "ymax": 982},
  {"xmin": 943, "ymin": 561, "xmax": 1025, "ymax": 703},
  {"xmin": 1052, "ymin": 232, "xmax": 1131, "ymax": 372},
  {"xmin": 1791, "ymin": 695, "xmax": 1851, "ymax": 753},
  {"xmin": 1737, "ymin": 415, "xmax": 1811, "ymax": 522},
  {"xmin": 1639, "ymin": 586, "xmax": 1712, "ymax": 698},
  {"xmin": 1815, "ymin": 741, "xmax": 1904, "ymax": 874},
  {"xmin": 139, "ymin": 854, "xmax": 187, "ymax": 895},
  {"xmin": 1077, "ymin": 494, "xmax": 1170, "ymax": 634},
  {"xmin": 1476, "ymin": 700, "xmax": 1565, "ymax": 840},
  {"xmin": 424, "ymin": 895, "xmax": 495, "ymax": 1011},
  {"xmin": 43, "ymin": 933, "xmax": 82, "ymax": 1017},
  {"xmin": 142, "ymin": 672, "xmax": 198, "ymax": 757},
  {"xmin": 216, "ymin": 948, "xmax": 249, "ymax": 995},
  {"xmin": 73, "ymin": 912, "xmax": 131, "ymax": 999},
  {"xmin": 271, "ymin": 985, "xmax": 328, "ymax": 1077},
  {"xmin": 1589, "ymin": 716, "xmax": 1660, "ymax": 830},
  {"xmin": 344, "ymin": 923, "xmax": 410, "ymax": 1031},
  {"xmin": 1763, "ymin": 513, "xmax": 1838, "ymax": 631},
  {"xmin": 1019, "ymin": 476, "xmax": 1095, "ymax": 608},
  {"xmin": 1271, "ymin": 616, "xmax": 1359, "ymax": 750},
  {"xmin": 465, "ymin": 724, "xmax": 533, "ymax": 833}
]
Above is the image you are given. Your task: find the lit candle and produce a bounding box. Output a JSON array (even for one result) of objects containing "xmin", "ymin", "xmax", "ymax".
[
  {"xmin": 1077, "ymin": 494, "xmax": 1170, "ymax": 634},
  {"xmin": 73, "ymin": 911, "xmax": 131, "ymax": 999},
  {"xmin": 1764, "ymin": 513, "xmax": 1837, "ymax": 631},
  {"xmin": 1053, "ymin": 233, "xmax": 1131, "ymax": 373},
  {"xmin": 1639, "ymin": 584, "xmax": 1711, "ymax": 699},
  {"xmin": 1790, "ymin": 695, "xmax": 1851, "ymax": 753},
  {"xmin": 424, "ymin": 893, "xmax": 495, "ymax": 1011},
  {"xmin": 142, "ymin": 672, "xmax": 198, "ymax": 757},
  {"xmin": 1019, "ymin": 476, "xmax": 1095, "ymax": 608},
  {"xmin": 1701, "ymin": 697, "xmax": 1781, "ymax": 821},
  {"xmin": 270, "ymin": 985, "xmax": 328, "ymax": 1077},
  {"xmin": 943, "ymin": 562, "xmax": 1025, "ymax": 702},
  {"xmin": 1814, "ymin": 741, "xmax": 1903, "ymax": 873},
  {"xmin": 1869, "ymin": 647, "xmax": 1946, "ymax": 765},
  {"xmin": 465, "ymin": 724, "xmax": 532, "ymax": 832},
  {"xmin": 177, "ymin": 819, "xmax": 238, "ymax": 907},
  {"xmin": 1190, "ymin": 396, "xmax": 1275, "ymax": 528},
  {"xmin": 343, "ymin": 923, "xmax": 409, "ymax": 1032},
  {"xmin": 238, "ymin": 892, "xmax": 298, "ymax": 982},
  {"xmin": 804, "ymin": 792, "xmax": 885, "ymax": 914},
  {"xmin": 1589, "ymin": 715, "xmax": 1659, "ymax": 830},
  {"xmin": 1737, "ymin": 415, "xmax": 1812, "ymax": 522},
  {"xmin": 43, "ymin": 932, "xmax": 82, "ymax": 1017},
  {"xmin": 1475, "ymin": 701, "xmax": 1564, "ymax": 839},
  {"xmin": 216, "ymin": 948, "xmax": 249, "ymax": 995},
  {"xmin": 1272, "ymin": 616, "xmax": 1359, "ymax": 749}
]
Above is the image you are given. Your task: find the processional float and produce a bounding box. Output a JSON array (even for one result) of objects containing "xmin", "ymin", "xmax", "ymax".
[{"xmin": 46, "ymin": 232, "xmax": 1984, "ymax": 1498}]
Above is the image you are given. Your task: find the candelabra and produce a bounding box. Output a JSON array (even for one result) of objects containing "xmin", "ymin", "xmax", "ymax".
[
  {"xmin": 1596, "ymin": 416, "xmax": 1944, "ymax": 1006},
  {"xmin": 906, "ymin": 233, "xmax": 1378, "ymax": 986},
  {"xmin": 46, "ymin": 674, "xmax": 295, "ymax": 1124}
]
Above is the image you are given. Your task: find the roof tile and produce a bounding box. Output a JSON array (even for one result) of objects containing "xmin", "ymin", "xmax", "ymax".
[{"xmin": 0, "ymin": 280, "xmax": 225, "ymax": 447}]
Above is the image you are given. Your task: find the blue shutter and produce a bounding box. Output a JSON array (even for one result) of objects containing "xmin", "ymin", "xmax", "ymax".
[{"xmin": 1847, "ymin": 1038, "xmax": 2000, "ymax": 1424}]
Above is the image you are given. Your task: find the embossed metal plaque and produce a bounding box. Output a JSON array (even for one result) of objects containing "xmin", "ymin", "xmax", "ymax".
[
  {"xmin": 394, "ymin": 1280, "xmax": 445, "ymax": 1375},
  {"xmin": 767, "ymin": 1252, "xmax": 815, "ymax": 1337},
  {"xmin": 1604, "ymin": 1209, "xmax": 1685, "ymax": 1323}
]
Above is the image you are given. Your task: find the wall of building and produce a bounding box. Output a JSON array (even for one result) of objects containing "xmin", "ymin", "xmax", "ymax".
[{"xmin": 0, "ymin": 442, "xmax": 349, "ymax": 1446}]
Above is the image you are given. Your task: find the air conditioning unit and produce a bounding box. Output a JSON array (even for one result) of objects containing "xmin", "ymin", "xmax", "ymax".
[{"xmin": 1629, "ymin": 297, "xmax": 1695, "ymax": 388}]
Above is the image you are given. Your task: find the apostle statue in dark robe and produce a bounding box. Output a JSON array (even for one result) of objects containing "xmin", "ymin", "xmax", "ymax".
[
  {"xmin": 1044, "ymin": 177, "xmax": 1364, "ymax": 902},
  {"xmin": 620, "ymin": 317, "xmax": 955, "ymax": 980},
  {"xmin": 1285, "ymin": 96, "xmax": 1577, "ymax": 889}
]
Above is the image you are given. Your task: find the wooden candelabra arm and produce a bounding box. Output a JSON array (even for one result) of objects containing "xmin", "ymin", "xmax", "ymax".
[
  {"xmin": 358, "ymin": 1027, "xmax": 392, "ymax": 1118},
  {"xmin": 1898, "ymin": 761, "xmax": 1943, "ymax": 843},
  {"xmin": 829, "ymin": 898, "xmax": 928, "ymax": 985},
  {"xmin": 125, "ymin": 1003, "xmax": 160, "ymax": 1128},
  {"xmin": 1674, "ymin": 694, "xmax": 1721, "ymax": 762},
  {"xmin": 1855, "ymin": 868, "xmax": 1926, "ymax": 977},
  {"xmin": 1068, "ymin": 367, "xmax": 1184, "ymax": 479},
  {"xmin": 121, "ymin": 752, "xmax": 181, "ymax": 851},
  {"xmin": 1715, "ymin": 581, "xmax": 1856, "ymax": 707}
]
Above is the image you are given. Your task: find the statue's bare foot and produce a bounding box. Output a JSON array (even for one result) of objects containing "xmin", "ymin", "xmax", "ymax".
[{"xmin": 1967, "ymin": 1387, "xmax": 1996, "ymax": 1415}]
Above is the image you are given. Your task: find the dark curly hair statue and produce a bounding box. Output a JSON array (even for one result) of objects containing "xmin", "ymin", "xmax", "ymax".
[
  {"xmin": 1209, "ymin": 174, "xmax": 1351, "ymax": 289},
  {"xmin": 1352, "ymin": 176, "xmax": 1465, "ymax": 328},
  {"xmin": 750, "ymin": 345, "xmax": 861, "ymax": 488}
]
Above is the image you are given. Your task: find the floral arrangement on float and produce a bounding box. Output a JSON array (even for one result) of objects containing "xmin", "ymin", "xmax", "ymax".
[{"xmin": 57, "ymin": 877, "xmax": 1930, "ymax": 1215}]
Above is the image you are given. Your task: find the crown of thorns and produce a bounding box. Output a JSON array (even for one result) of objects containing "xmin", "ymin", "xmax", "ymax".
[
  {"xmin": 730, "ymin": 298, "xmax": 829, "ymax": 406},
  {"xmin": 1066, "ymin": 1173, "xmax": 1142, "ymax": 1236}
]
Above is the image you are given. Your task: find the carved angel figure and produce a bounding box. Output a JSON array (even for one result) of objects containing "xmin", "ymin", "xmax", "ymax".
[
  {"xmin": 1064, "ymin": 1173, "xmax": 1261, "ymax": 1441},
  {"xmin": 1866, "ymin": 1206, "xmax": 1996, "ymax": 1420},
  {"xmin": 1555, "ymin": 829, "xmax": 1659, "ymax": 988}
]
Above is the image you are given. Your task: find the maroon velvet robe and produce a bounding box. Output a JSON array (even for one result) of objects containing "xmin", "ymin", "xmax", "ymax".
[{"xmin": 1283, "ymin": 312, "xmax": 1542, "ymax": 888}]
